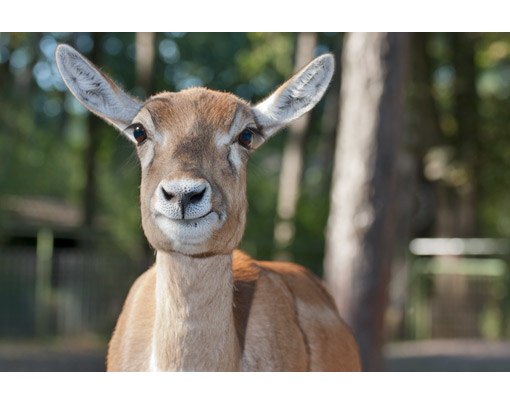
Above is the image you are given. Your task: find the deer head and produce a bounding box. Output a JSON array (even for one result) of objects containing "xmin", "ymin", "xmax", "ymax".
[{"xmin": 56, "ymin": 44, "xmax": 334, "ymax": 257}]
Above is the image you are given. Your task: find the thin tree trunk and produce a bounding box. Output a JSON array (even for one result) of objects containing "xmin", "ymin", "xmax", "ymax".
[
  {"xmin": 274, "ymin": 32, "xmax": 317, "ymax": 257},
  {"xmin": 452, "ymin": 32, "xmax": 479, "ymax": 237},
  {"xmin": 428, "ymin": 33, "xmax": 479, "ymax": 238},
  {"xmin": 135, "ymin": 32, "xmax": 155, "ymax": 97},
  {"xmin": 323, "ymin": 32, "xmax": 410, "ymax": 371}
]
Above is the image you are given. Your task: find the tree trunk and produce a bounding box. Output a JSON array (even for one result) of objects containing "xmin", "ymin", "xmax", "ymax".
[
  {"xmin": 274, "ymin": 32, "xmax": 318, "ymax": 258},
  {"xmin": 135, "ymin": 32, "xmax": 155, "ymax": 97},
  {"xmin": 420, "ymin": 33, "xmax": 479, "ymax": 238},
  {"xmin": 323, "ymin": 32, "xmax": 410, "ymax": 371},
  {"xmin": 452, "ymin": 32, "xmax": 479, "ymax": 238}
]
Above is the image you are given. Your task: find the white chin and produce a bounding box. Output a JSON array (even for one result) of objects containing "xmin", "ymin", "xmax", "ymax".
[{"xmin": 153, "ymin": 211, "xmax": 222, "ymax": 254}]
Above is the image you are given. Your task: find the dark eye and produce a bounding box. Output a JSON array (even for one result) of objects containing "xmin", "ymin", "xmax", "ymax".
[
  {"xmin": 133, "ymin": 124, "xmax": 147, "ymax": 144},
  {"xmin": 238, "ymin": 129, "xmax": 253, "ymax": 149}
]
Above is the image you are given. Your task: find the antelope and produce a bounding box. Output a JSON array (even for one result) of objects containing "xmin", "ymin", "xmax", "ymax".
[{"xmin": 55, "ymin": 43, "xmax": 361, "ymax": 372}]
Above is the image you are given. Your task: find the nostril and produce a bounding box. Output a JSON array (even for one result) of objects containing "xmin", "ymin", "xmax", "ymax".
[
  {"xmin": 189, "ymin": 188, "xmax": 206, "ymax": 204},
  {"xmin": 161, "ymin": 188, "xmax": 174, "ymax": 201},
  {"xmin": 181, "ymin": 188, "xmax": 206, "ymax": 210}
]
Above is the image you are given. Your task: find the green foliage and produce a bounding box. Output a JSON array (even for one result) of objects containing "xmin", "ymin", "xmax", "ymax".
[
  {"xmin": 0, "ymin": 32, "xmax": 303, "ymax": 258},
  {"xmin": 1, "ymin": 32, "xmax": 510, "ymax": 274}
]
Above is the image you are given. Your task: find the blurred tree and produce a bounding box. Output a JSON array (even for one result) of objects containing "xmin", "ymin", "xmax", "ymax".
[
  {"xmin": 273, "ymin": 32, "xmax": 318, "ymax": 258},
  {"xmin": 427, "ymin": 33, "xmax": 480, "ymax": 238},
  {"xmin": 324, "ymin": 32, "xmax": 410, "ymax": 371},
  {"xmin": 452, "ymin": 32, "xmax": 479, "ymax": 237},
  {"xmin": 1, "ymin": 31, "xmax": 509, "ymax": 274},
  {"xmin": 135, "ymin": 32, "xmax": 155, "ymax": 97}
]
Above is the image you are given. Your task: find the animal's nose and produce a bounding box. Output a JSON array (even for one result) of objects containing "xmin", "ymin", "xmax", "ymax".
[
  {"xmin": 161, "ymin": 183, "xmax": 206, "ymax": 209},
  {"xmin": 157, "ymin": 179, "xmax": 211, "ymax": 220}
]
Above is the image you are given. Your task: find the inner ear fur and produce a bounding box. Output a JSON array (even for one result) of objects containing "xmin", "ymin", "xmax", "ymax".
[{"xmin": 252, "ymin": 53, "xmax": 335, "ymax": 137}]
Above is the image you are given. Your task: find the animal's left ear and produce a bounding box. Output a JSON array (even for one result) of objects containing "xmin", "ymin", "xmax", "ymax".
[{"xmin": 252, "ymin": 53, "xmax": 335, "ymax": 138}]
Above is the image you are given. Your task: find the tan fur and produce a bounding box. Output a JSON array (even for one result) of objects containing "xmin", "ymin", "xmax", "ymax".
[
  {"xmin": 108, "ymin": 250, "xmax": 360, "ymax": 371},
  {"xmin": 136, "ymin": 89, "xmax": 251, "ymax": 256},
  {"xmin": 104, "ymin": 87, "xmax": 361, "ymax": 372}
]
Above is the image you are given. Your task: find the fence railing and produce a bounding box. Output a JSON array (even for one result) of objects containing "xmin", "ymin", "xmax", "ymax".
[
  {"xmin": 0, "ymin": 245, "xmax": 153, "ymax": 338},
  {"xmin": 406, "ymin": 238, "xmax": 510, "ymax": 340},
  {"xmin": 3, "ymin": 238, "xmax": 510, "ymax": 341}
]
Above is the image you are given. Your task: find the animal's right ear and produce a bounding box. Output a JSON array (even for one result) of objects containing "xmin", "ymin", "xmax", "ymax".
[
  {"xmin": 252, "ymin": 53, "xmax": 335, "ymax": 138},
  {"xmin": 55, "ymin": 44, "xmax": 141, "ymax": 139}
]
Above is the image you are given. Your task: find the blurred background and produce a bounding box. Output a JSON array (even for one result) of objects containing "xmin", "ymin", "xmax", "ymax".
[{"xmin": 0, "ymin": 32, "xmax": 509, "ymax": 371}]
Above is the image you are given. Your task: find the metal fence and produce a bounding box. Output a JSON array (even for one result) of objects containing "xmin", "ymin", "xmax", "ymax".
[
  {"xmin": 405, "ymin": 238, "xmax": 510, "ymax": 340},
  {"xmin": 3, "ymin": 237, "xmax": 510, "ymax": 342},
  {"xmin": 0, "ymin": 245, "xmax": 152, "ymax": 338}
]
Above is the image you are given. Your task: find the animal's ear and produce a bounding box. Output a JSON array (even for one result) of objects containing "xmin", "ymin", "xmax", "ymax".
[
  {"xmin": 55, "ymin": 44, "xmax": 141, "ymax": 137},
  {"xmin": 252, "ymin": 53, "xmax": 335, "ymax": 138}
]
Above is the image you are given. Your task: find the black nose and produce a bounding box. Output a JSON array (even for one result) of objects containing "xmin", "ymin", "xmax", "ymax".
[
  {"xmin": 162, "ymin": 187, "xmax": 206, "ymax": 209},
  {"xmin": 180, "ymin": 188, "xmax": 206, "ymax": 210},
  {"xmin": 159, "ymin": 180, "xmax": 209, "ymax": 220},
  {"xmin": 161, "ymin": 184, "xmax": 207, "ymax": 220}
]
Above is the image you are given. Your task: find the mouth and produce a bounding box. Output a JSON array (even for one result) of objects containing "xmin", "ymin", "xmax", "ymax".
[
  {"xmin": 152, "ymin": 209, "xmax": 223, "ymax": 247},
  {"xmin": 172, "ymin": 211, "xmax": 214, "ymax": 227},
  {"xmin": 155, "ymin": 208, "xmax": 214, "ymax": 221}
]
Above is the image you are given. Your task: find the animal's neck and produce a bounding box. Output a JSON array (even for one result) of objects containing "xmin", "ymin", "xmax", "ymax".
[{"xmin": 151, "ymin": 250, "xmax": 240, "ymax": 371}]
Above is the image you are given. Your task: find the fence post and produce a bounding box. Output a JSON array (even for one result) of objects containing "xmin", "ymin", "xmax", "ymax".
[{"xmin": 35, "ymin": 228, "xmax": 53, "ymax": 336}]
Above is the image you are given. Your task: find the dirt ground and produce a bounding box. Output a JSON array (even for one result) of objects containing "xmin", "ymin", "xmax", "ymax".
[
  {"xmin": 0, "ymin": 338, "xmax": 107, "ymax": 371},
  {"xmin": 1, "ymin": 339, "xmax": 509, "ymax": 371}
]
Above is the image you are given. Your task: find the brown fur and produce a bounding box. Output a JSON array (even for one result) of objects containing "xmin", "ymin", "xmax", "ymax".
[
  {"xmin": 107, "ymin": 250, "xmax": 361, "ymax": 371},
  {"xmin": 107, "ymin": 88, "xmax": 361, "ymax": 372}
]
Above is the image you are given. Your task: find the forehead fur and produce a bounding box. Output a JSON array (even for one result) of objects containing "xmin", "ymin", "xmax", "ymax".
[{"xmin": 142, "ymin": 88, "xmax": 252, "ymax": 135}]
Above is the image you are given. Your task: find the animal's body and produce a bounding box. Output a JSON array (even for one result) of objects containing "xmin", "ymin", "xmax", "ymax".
[
  {"xmin": 55, "ymin": 44, "xmax": 361, "ymax": 371},
  {"xmin": 108, "ymin": 250, "xmax": 360, "ymax": 371}
]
